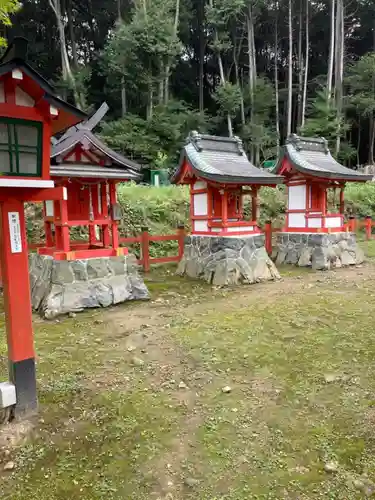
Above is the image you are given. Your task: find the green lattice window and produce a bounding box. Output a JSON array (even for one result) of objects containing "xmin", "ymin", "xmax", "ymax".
[{"xmin": 0, "ymin": 117, "xmax": 43, "ymax": 177}]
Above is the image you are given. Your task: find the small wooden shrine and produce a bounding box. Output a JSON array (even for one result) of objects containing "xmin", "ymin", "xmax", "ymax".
[
  {"xmin": 36, "ymin": 103, "xmax": 142, "ymax": 260},
  {"xmin": 172, "ymin": 132, "xmax": 283, "ymax": 286},
  {"xmin": 172, "ymin": 131, "xmax": 282, "ymax": 235},
  {"xmin": 275, "ymin": 134, "xmax": 372, "ymax": 233},
  {"xmin": 272, "ymin": 135, "xmax": 372, "ymax": 270}
]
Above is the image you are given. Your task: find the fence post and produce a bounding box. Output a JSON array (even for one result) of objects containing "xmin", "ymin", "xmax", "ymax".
[
  {"xmin": 141, "ymin": 226, "xmax": 150, "ymax": 272},
  {"xmin": 264, "ymin": 220, "xmax": 272, "ymax": 255},
  {"xmin": 366, "ymin": 215, "xmax": 372, "ymax": 240},
  {"xmin": 177, "ymin": 224, "xmax": 185, "ymax": 261},
  {"xmin": 349, "ymin": 216, "xmax": 355, "ymax": 232}
]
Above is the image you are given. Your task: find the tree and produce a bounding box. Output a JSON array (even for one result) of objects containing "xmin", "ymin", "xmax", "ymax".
[
  {"xmin": 347, "ymin": 53, "xmax": 375, "ymax": 164},
  {"xmin": 287, "ymin": 0, "xmax": 293, "ymax": 136},
  {"xmin": 0, "ymin": 0, "xmax": 20, "ymax": 46}
]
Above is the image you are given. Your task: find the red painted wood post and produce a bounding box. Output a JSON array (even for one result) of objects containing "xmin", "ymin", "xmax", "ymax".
[
  {"xmin": 349, "ymin": 216, "xmax": 355, "ymax": 232},
  {"xmin": 141, "ymin": 226, "xmax": 150, "ymax": 272},
  {"xmin": 264, "ymin": 220, "xmax": 272, "ymax": 255},
  {"xmin": 177, "ymin": 224, "xmax": 185, "ymax": 261},
  {"xmin": 366, "ymin": 216, "xmax": 372, "ymax": 240},
  {"xmin": 0, "ymin": 199, "xmax": 37, "ymax": 415}
]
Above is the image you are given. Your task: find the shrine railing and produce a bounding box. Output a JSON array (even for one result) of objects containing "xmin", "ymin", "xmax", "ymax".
[
  {"xmin": 119, "ymin": 225, "xmax": 186, "ymax": 272},
  {"xmin": 28, "ymin": 225, "xmax": 186, "ymax": 272}
]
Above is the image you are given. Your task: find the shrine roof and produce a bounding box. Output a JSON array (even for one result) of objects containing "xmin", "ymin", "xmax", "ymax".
[
  {"xmin": 51, "ymin": 129, "xmax": 142, "ymax": 172},
  {"xmin": 50, "ymin": 163, "xmax": 140, "ymax": 181},
  {"xmin": 276, "ymin": 135, "xmax": 373, "ymax": 181},
  {"xmin": 172, "ymin": 132, "xmax": 283, "ymax": 185},
  {"xmin": 0, "ymin": 37, "xmax": 87, "ymax": 133}
]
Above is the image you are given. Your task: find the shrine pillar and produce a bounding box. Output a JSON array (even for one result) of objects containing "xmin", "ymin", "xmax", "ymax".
[{"xmin": 0, "ymin": 198, "xmax": 37, "ymax": 415}]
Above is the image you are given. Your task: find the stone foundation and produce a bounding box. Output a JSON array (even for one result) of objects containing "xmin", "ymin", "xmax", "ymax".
[
  {"xmin": 273, "ymin": 232, "xmax": 365, "ymax": 270},
  {"xmin": 29, "ymin": 253, "xmax": 149, "ymax": 319},
  {"xmin": 177, "ymin": 234, "xmax": 280, "ymax": 286}
]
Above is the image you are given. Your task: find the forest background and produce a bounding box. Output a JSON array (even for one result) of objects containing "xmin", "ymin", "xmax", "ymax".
[{"xmin": 3, "ymin": 0, "xmax": 375, "ymax": 173}]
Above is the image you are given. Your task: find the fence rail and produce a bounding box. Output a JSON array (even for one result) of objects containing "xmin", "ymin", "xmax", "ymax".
[{"xmin": 28, "ymin": 225, "xmax": 186, "ymax": 272}]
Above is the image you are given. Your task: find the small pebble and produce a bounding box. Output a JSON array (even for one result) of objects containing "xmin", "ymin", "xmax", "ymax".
[
  {"xmin": 222, "ymin": 386, "xmax": 232, "ymax": 394},
  {"xmin": 178, "ymin": 381, "xmax": 188, "ymax": 389},
  {"xmin": 3, "ymin": 461, "xmax": 15, "ymax": 471},
  {"xmin": 184, "ymin": 477, "xmax": 200, "ymax": 488},
  {"xmin": 324, "ymin": 461, "xmax": 339, "ymax": 473},
  {"xmin": 68, "ymin": 312, "xmax": 76, "ymax": 319}
]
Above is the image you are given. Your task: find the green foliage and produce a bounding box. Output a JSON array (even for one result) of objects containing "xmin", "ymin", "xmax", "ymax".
[
  {"xmin": 213, "ymin": 82, "xmax": 242, "ymax": 117},
  {"xmin": 301, "ymin": 88, "xmax": 351, "ymax": 155},
  {"xmin": 0, "ymin": 0, "xmax": 20, "ymax": 46},
  {"xmin": 347, "ymin": 53, "xmax": 375, "ymax": 117},
  {"xmin": 100, "ymin": 100, "xmax": 208, "ymax": 167}
]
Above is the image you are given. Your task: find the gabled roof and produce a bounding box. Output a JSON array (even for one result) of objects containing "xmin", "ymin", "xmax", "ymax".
[
  {"xmin": 51, "ymin": 103, "xmax": 142, "ymax": 180},
  {"xmin": 276, "ymin": 134, "xmax": 372, "ymax": 182},
  {"xmin": 0, "ymin": 37, "xmax": 87, "ymax": 134},
  {"xmin": 172, "ymin": 131, "xmax": 283, "ymax": 185}
]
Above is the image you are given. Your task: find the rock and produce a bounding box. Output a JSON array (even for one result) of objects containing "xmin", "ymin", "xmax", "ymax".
[
  {"xmin": 178, "ymin": 381, "xmax": 188, "ymax": 389},
  {"xmin": 29, "ymin": 254, "xmax": 149, "ymax": 319},
  {"xmin": 324, "ymin": 461, "xmax": 339, "ymax": 473},
  {"xmin": 177, "ymin": 234, "xmax": 279, "ymax": 286},
  {"xmin": 127, "ymin": 345, "xmax": 136, "ymax": 352},
  {"xmin": 274, "ymin": 232, "xmax": 364, "ymax": 271},
  {"xmin": 298, "ymin": 248, "xmax": 311, "ymax": 267},
  {"xmin": 3, "ymin": 461, "xmax": 15, "ymax": 471},
  {"xmin": 131, "ymin": 356, "xmax": 145, "ymax": 367},
  {"xmin": 324, "ymin": 373, "xmax": 341, "ymax": 383},
  {"xmin": 184, "ymin": 477, "xmax": 200, "ymax": 488},
  {"xmin": 68, "ymin": 312, "xmax": 77, "ymax": 319},
  {"xmin": 341, "ymin": 251, "xmax": 356, "ymax": 266},
  {"xmin": 222, "ymin": 386, "xmax": 232, "ymax": 394}
]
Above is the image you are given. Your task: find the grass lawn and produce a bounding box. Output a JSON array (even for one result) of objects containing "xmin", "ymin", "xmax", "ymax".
[{"xmin": 2, "ymin": 246, "xmax": 375, "ymax": 498}]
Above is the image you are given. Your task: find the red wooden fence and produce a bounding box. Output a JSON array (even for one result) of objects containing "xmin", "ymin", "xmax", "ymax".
[
  {"xmin": 120, "ymin": 225, "xmax": 185, "ymax": 272},
  {"xmin": 28, "ymin": 225, "xmax": 186, "ymax": 272}
]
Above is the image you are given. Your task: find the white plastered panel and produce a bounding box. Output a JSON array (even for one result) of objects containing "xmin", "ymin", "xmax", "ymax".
[
  {"xmin": 325, "ymin": 216, "xmax": 342, "ymax": 228},
  {"xmin": 288, "ymin": 184, "xmax": 306, "ymax": 210},
  {"xmin": 193, "ymin": 180, "xmax": 207, "ymax": 190},
  {"xmin": 193, "ymin": 193, "xmax": 208, "ymax": 216},
  {"xmin": 288, "ymin": 213, "xmax": 306, "ymax": 228},
  {"xmin": 308, "ymin": 217, "xmax": 322, "ymax": 228},
  {"xmin": 194, "ymin": 220, "xmax": 208, "ymax": 232}
]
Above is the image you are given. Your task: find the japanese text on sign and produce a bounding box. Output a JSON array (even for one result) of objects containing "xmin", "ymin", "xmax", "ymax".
[{"xmin": 8, "ymin": 212, "xmax": 22, "ymax": 253}]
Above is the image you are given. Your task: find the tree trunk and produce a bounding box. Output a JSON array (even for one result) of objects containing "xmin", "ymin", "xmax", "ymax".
[
  {"xmin": 164, "ymin": 0, "xmax": 180, "ymax": 104},
  {"xmin": 246, "ymin": 6, "xmax": 256, "ymax": 161},
  {"xmin": 48, "ymin": 0, "xmax": 81, "ymax": 107},
  {"xmin": 287, "ymin": 0, "xmax": 293, "ymax": 136},
  {"xmin": 357, "ymin": 117, "xmax": 361, "ymax": 166},
  {"xmin": 327, "ymin": 0, "xmax": 335, "ymax": 102},
  {"xmin": 121, "ymin": 77, "xmax": 127, "ymax": 117},
  {"xmin": 117, "ymin": 0, "xmax": 121, "ymax": 19},
  {"xmin": 275, "ymin": 0, "xmax": 280, "ymax": 148},
  {"xmin": 301, "ymin": 0, "xmax": 309, "ymax": 128},
  {"xmin": 369, "ymin": 116, "xmax": 375, "ymax": 165},
  {"xmin": 198, "ymin": 0, "xmax": 205, "ymax": 113},
  {"xmin": 335, "ymin": 0, "xmax": 344, "ymax": 156},
  {"xmin": 234, "ymin": 56, "xmax": 245, "ymax": 126},
  {"xmin": 297, "ymin": 1, "xmax": 303, "ymax": 128},
  {"xmin": 209, "ymin": 0, "xmax": 233, "ymax": 137},
  {"xmin": 67, "ymin": 0, "xmax": 78, "ymax": 69}
]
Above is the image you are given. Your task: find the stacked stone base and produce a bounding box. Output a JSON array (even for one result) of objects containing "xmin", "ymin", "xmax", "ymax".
[
  {"xmin": 177, "ymin": 234, "xmax": 280, "ymax": 286},
  {"xmin": 29, "ymin": 253, "xmax": 149, "ymax": 319},
  {"xmin": 273, "ymin": 232, "xmax": 365, "ymax": 270}
]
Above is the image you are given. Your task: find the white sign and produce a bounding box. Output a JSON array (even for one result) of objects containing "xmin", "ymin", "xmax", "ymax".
[{"xmin": 8, "ymin": 212, "xmax": 22, "ymax": 254}]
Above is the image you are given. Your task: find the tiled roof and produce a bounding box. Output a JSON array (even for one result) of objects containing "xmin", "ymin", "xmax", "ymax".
[
  {"xmin": 51, "ymin": 103, "xmax": 142, "ymax": 180},
  {"xmin": 172, "ymin": 132, "xmax": 283, "ymax": 185},
  {"xmin": 277, "ymin": 135, "xmax": 373, "ymax": 181}
]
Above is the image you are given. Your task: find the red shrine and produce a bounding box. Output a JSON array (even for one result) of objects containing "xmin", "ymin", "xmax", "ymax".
[
  {"xmin": 172, "ymin": 132, "xmax": 282, "ymax": 236},
  {"xmin": 275, "ymin": 135, "xmax": 372, "ymax": 233},
  {"xmin": 0, "ymin": 37, "xmax": 86, "ymax": 416},
  {"xmin": 36, "ymin": 103, "xmax": 142, "ymax": 260}
]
